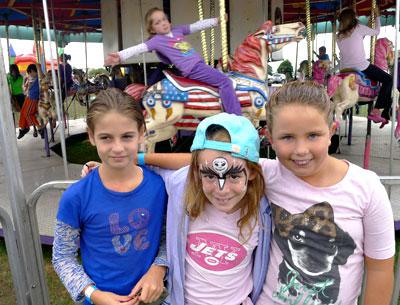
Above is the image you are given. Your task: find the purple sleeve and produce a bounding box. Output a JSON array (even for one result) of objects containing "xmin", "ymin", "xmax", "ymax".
[
  {"xmin": 363, "ymin": 175, "xmax": 395, "ymax": 259},
  {"xmin": 172, "ymin": 24, "xmax": 190, "ymax": 35}
]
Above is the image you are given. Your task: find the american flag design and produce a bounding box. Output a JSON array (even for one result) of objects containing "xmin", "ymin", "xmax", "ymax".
[{"xmin": 155, "ymin": 78, "xmax": 253, "ymax": 111}]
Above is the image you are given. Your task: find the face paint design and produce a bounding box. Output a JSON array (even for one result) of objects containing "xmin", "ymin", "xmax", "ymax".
[
  {"xmin": 212, "ymin": 157, "xmax": 229, "ymax": 189},
  {"xmin": 200, "ymin": 157, "xmax": 248, "ymax": 190}
]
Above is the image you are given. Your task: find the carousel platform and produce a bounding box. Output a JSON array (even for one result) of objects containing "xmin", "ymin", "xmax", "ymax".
[{"xmin": 0, "ymin": 115, "xmax": 399, "ymax": 244}]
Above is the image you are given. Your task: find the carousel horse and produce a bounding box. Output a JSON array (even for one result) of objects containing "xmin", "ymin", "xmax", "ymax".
[
  {"xmin": 38, "ymin": 71, "xmax": 57, "ymax": 129},
  {"xmin": 313, "ymin": 59, "xmax": 331, "ymax": 85},
  {"xmin": 126, "ymin": 21, "xmax": 305, "ymax": 152},
  {"xmin": 327, "ymin": 37, "xmax": 394, "ymax": 118},
  {"xmin": 71, "ymin": 69, "xmax": 110, "ymax": 106}
]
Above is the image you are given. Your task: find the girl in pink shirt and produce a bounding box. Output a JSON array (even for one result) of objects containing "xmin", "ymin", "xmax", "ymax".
[{"xmin": 337, "ymin": 7, "xmax": 392, "ymax": 128}]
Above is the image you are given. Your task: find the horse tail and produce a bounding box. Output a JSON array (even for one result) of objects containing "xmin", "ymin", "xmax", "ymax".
[{"xmin": 124, "ymin": 83, "xmax": 148, "ymax": 101}]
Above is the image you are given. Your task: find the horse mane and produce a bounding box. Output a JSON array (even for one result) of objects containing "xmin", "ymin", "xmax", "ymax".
[
  {"xmin": 230, "ymin": 31, "xmax": 264, "ymax": 79},
  {"xmin": 374, "ymin": 37, "xmax": 393, "ymax": 72}
]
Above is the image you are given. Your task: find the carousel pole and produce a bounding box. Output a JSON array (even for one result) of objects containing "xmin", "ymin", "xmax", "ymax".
[
  {"xmin": 331, "ymin": 18, "xmax": 337, "ymax": 69},
  {"xmin": 50, "ymin": 0, "xmax": 62, "ymax": 104},
  {"xmin": 305, "ymin": 0, "xmax": 312, "ymax": 79},
  {"xmin": 363, "ymin": 0, "xmax": 377, "ymax": 169},
  {"xmin": 50, "ymin": 0, "xmax": 68, "ymax": 137},
  {"xmin": 389, "ymin": 4, "xmax": 400, "ymax": 179},
  {"xmin": 219, "ymin": 0, "xmax": 228, "ymax": 71},
  {"xmin": 369, "ymin": 1, "xmax": 377, "ymax": 64},
  {"xmin": 139, "ymin": 0, "xmax": 147, "ymax": 86},
  {"xmin": 391, "ymin": 0, "xmax": 400, "ymax": 295},
  {"xmin": 84, "ymin": 26, "xmax": 90, "ymax": 113},
  {"xmin": 294, "ymin": 41, "xmax": 299, "ymax": 79},
  {"xmin": 42, "ymin": 0, "xmax": 69, "ymax": 179},
  {"xmin": 197, "ymin": 0, "xmax": 210, "ymax": 65},
  {"xmin": 210, "ymin": 0, "xmax": 216, "ymax": 66}
]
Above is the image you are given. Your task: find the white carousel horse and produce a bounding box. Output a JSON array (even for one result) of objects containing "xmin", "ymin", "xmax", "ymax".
[
  {"xmin": 327, "ymin": 37, "xmax": 394, "ymax": 117},
  {"xmin": 125, "ymin": 21, "xmax": 305, "ymax": 152}
]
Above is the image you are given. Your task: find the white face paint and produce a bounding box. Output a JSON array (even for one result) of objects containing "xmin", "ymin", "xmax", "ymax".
[
  {"xmin": 212, "ymin": 157, "xmax": 229, "ymax": 189},
  {"xmin": 198, "ymin": 150, "xmax": 250, "ymax": 214}
]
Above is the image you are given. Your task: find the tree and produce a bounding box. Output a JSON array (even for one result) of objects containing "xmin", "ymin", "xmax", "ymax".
[
  {"xmin": 277, "ymin": 60, "xmax": 293, "ymax": 80},
  {"xmin": 268, "ymin": 64, "xmax": 273, "ymax": 75},
  {"xmin": 88, "ymin": 68, "xmax": 109, "ymax": 79}
]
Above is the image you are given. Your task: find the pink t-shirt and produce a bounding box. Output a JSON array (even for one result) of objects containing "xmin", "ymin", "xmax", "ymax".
[
  {"xmin": 256, "ymin": 159, "xmax": 394, "ymax": 305},
  {"xmin": 185, "ymin": 203, "xmax": 259, "ymax": 305}
]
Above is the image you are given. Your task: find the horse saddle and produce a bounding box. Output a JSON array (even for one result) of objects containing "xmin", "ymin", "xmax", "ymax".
[
  {"xmin": 338, "ymin": 69, "xmax": 378, "ymax": 88},
  {"xmin": 163, "ymin": 70, "xmax": 220, "ymax": 96}
]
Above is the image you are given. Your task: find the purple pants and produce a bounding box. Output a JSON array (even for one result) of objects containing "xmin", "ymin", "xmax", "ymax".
[{"xmin": 186, "ymin": 61, "xmax": 242, "ymax": 115}]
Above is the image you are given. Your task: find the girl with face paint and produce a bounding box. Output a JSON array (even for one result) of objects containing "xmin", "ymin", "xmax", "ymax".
[{"xmin": 81, "ymin": 113, "xmax": 271, "ymax": 305}]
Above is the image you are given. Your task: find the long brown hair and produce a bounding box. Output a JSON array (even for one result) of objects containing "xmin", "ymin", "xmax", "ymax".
[
  {"xmin": 337, "ymin": 8, "xmax": 358, "ymax": 39},
  {"xmin": 266, "ymin": 80, "xmax": 334, "ymax": 133},
  {"xmin": 184, "ymin": 125, "xmax": 265, "ymax": 242},
  {"xmin": 86, "ymin": 88, "xmax": 145, "ymax": 132}
]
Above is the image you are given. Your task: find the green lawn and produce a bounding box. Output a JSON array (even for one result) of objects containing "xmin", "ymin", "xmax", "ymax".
[{"xmin": 0, "ymin": 239, "xmax": 73, "ymax": 305}]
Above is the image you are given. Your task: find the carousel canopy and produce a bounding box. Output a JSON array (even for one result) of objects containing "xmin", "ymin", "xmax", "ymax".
[
  {"xmin": 283, "ymin": 0, "xmax": 396, "ymax": 23},
  {"xmin": 0, "ymin": 0, "xmax": 101, "ymax": 33}
]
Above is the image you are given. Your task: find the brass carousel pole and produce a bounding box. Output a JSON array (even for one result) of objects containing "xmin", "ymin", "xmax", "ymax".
[
  {"xmin": 305, "ymin": 0, "xmax": 312, "ymax": 79},
  {"xmin": 197, "ymin": 0, "xmax": 209, "ymax": 65},
  {"xmin": 219, "ymin": 0, "xmax": 228, "ymax": 71},
  {"xmin": 210, "ymin": 0, "xmax": 216, "ymax": 66}
]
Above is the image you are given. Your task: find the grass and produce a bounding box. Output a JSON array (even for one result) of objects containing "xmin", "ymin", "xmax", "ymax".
[
  {"xmin": 0, "ymin": 239, "xmax": 73, "ymax": 305},
  {"xmin": 51, "ymin": 132, "xmax": 100, "ymax": 165}
]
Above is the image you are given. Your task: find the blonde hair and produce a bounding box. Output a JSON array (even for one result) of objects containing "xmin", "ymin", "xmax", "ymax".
[
  {"xmin": 184, "ymin": 125, "xmax": 265, "ymax": 242},
  {"xmin": 144, "ymin": 7, "xmax": 166, "ymax": 37},
  {"xmin": 337, "ymin": 8, "xmax": 358, "ymax": 39},
  {"xmin": 266, "ymin": 80, "xmax": 334, "ymax": 133},
  {"xmin": 86, "ymin": 88, "xmax": 145, "ymax": 132}
]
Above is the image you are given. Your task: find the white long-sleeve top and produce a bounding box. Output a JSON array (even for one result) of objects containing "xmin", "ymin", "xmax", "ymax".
[{"xmin": 337, "ymin": 17, "xmax": 380, "ymax": 71}]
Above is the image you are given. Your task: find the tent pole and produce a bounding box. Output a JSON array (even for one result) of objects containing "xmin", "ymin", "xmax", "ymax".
[
  {"xmin": 5, "ymin": 20, "xmax": 10, "ymax": 65},
  {"xmin": 42, "ymin": 0, "xmax": 69, "ymax": 179}
]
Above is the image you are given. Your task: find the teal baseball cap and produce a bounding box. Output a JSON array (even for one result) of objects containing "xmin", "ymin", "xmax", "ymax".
[{"xmin": 190, "ymin": 113, "xmax": 260, "ymax": 162}]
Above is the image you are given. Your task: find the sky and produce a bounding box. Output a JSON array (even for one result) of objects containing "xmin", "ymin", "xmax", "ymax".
[
  {"xmin": 1, "ymin": 39, "xmax": 105, "ymax": 71},
  {"xmin": 1, "ymin": 25, "xmax": 398, "ymax": 74}
]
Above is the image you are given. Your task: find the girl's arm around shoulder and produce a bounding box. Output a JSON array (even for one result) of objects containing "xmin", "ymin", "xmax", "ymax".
[
  {"xmin": 363, "ymin": 255, "xmax": 394, "ymax": 305},
  {"xmin": 145, "ymin": 153, "xmax": 191, "ymax": 169}
]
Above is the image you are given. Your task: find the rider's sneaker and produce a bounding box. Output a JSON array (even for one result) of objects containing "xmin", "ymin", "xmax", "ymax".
[
  {"xmin": 17, "ymin": 128, "xmax": 30, "ymax": 139},
  {"xmin": 367, "ymin": 113, "xmax": 388, "ymax": 125}
]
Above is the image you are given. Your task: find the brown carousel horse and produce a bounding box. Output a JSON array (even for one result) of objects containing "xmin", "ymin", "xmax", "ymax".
[{"xmin": 125, "ymin": 21, "xmax": 305, "ymax": 152}]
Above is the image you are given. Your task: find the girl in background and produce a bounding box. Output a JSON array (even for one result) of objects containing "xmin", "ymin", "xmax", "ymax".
[
  {"xmin": 337, "ymin": 7, "xmax": 392, "ymax": 128},
  {"xmin": 105, "ymin": 7, "xmax": 242, "ymax": 115}
]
